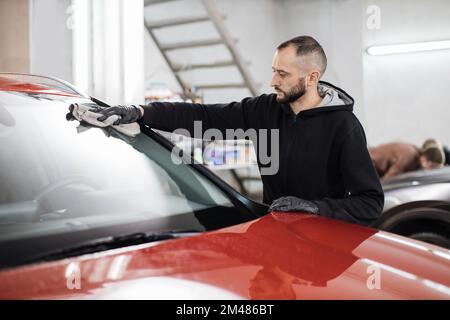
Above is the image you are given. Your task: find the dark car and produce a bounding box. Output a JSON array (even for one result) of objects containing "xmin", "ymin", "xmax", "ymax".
[{"xmin": 374, "ymin": 167, "xmax": 450, "ymax": 248}]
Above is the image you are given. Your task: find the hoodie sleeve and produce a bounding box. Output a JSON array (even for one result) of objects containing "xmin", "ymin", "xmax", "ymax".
[
  {"xmin": 313, "ymin": 122, "xmax": 384, "ymax": 226},
  {"xmin": 140, "ymin": 96, "xmax": 265, "ymax": 135}
]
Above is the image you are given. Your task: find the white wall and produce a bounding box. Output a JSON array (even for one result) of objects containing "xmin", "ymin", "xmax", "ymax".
[
  {"xmin": 29, "ymin": 0, "xmax": 145, "ymax": 105},
  {"xmin": 362, "ymin": 0, "xmax": 450, "ymax": 146},
  {"xmin": 71, "ymin": 0, "xmax": 145, "ymax": 104},
  {"xmin": 29, "ymin": 0, "xmax": 73, "ymax": 81},
  {"xmin": 281, "ymin": 0, "xmax": 367, "ymax": 125},
  {"xmin": 86, "ymin": 0, "xmax": 145, "ymax": 104},
  {"xmin": 214, "ymin": 0, "xmax": 284, "ymax": 96},
  {"xmin": 282, "ymin": 0, "xmax": 450, "ymax": 145}
]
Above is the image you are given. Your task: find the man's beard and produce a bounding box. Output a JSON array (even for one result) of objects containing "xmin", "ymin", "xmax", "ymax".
[{"xmin": 275, "ymin": 77, "xmax": 306, "ymax": 104}]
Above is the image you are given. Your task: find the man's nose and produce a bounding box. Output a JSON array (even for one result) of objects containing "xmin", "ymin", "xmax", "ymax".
[{"xmin": 271, "ymin": 74, "xmax": 280, "ymax": 87}]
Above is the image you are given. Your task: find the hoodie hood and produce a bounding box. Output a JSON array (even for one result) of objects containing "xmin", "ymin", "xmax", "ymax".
[
  {"xmin": 280, "ymin": 81, "xmax": 354, "ymax": 117},
  {"xmin": 317, "ymin": 82, "xmax": 348, "ymax": 107}
]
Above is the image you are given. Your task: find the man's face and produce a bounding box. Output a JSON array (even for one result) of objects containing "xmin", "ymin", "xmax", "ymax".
[{"xmin": 271, "ymin": 46, "xmax": 307, "ymax": 104}]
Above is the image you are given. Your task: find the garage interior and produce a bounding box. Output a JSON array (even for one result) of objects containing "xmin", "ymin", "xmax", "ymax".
[
  {"xmin": 1, "ymin": 0, "xmax": 449, "ymax": 218},
  {"xmin": 1, "ymin": 0, "xmax": 450, "ymax": 301}
]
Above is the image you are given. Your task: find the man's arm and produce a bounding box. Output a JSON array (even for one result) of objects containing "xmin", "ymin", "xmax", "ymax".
[
  {"xmin": 381, "ymin": 148, "xmax": 418, "ymax": 180},
  {"xmin": 138, "ymin": 96, "xmax": 265, "ymax": 136},
  {"xmin": 380, "ymin": 160, "xmax": 402, "ymax": 180},
  {"xmin": 313, "ymin": 122, "xmax": 385, "ymax": 226}
]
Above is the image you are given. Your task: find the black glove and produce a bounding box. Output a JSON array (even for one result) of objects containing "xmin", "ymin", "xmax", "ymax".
[
  {"xmin": 66, "ymin": 103, "xmax": 77, "ymax": 121},
  {"xmin": 89, "ymin": 105, "xmax": 142, "ymax": 125},
  {"xmin": 268, "ymin": 196, "xmax": 319, "ymax": 214}
]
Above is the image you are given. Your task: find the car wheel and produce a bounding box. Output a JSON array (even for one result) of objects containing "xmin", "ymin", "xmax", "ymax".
[
  {"xmin": 409, "ymin": 231, "xmax": 450, "ymax": 249},
  {"xmin": 377, "ymin": 207, "xmax": 450, "ymax": 249}
]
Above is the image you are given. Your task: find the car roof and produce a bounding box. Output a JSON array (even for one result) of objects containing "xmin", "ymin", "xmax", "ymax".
[
  {"xmin": 383, "ymin": 166, "xmax": 450, "ymax": 191},
  {"xmin": 0, "ymin": 73, "xmax": 88, "ymax": 98}
]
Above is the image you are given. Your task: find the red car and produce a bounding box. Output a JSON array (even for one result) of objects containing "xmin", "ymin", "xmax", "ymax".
[{"xmin": 0, "ymin": 73, "xmax": 449, "ymax": 300}]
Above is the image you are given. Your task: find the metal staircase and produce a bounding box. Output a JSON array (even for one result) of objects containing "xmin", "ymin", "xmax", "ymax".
[
  {"xmin": 144, "ymin": 0, "xmax": 259, "ymax": 98},
  {"xmin": 144, "ymin": 0, "xmax": 262, "ymax": 199}
]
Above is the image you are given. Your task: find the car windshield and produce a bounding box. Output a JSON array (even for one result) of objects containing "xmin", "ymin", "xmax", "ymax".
[{"xmin": 0, "ymin": 90, "xmax": 253, "ymax": 267}]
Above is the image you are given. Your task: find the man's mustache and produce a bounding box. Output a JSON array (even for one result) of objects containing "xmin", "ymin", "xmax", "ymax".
[{"xmin": 274, "ymin": 87, "xmax": 284, "ymax": 93}]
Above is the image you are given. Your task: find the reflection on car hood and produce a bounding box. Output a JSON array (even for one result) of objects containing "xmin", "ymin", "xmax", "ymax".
[{"xmin": 0, "ymin": 212, "xmax": 449, "ymax": 299}]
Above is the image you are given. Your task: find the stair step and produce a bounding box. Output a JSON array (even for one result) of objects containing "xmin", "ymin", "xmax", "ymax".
[
  {"xmin": 144, "ymin": 0, "xmax": 179, "ymax": 6},
  {"xmin": 173, "ymin": 60, "xmax": 235, "ymax": 72},
  {"xmin": 160, "ymin": 39, "xmax": 223, "ymax": 51},
  {"xmin": 193, "ymin": 83, "xmax": 247, "ymax": 90},
  {"xmin": 146, "ymin": 15, "xmax": 211, "ymax": 29}
]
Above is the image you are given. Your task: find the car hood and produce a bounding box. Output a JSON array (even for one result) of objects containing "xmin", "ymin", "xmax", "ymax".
[{"xmin": 0, "ymin": 212, "xmax": 449, "ymax": 299}]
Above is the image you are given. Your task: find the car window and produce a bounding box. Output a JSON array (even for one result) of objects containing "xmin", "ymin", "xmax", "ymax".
[{"xmin": 0, "ymin": 91, "xmax": 245, "ymax": 245}]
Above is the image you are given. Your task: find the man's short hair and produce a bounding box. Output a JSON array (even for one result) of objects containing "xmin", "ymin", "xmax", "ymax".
[
  {"xmin": 421, "ymin": 138, "xmax": 445, "ymax": 165},
  {"xmin": 277, "ymin": 36, "xmax": 327, "ymax": 77}
]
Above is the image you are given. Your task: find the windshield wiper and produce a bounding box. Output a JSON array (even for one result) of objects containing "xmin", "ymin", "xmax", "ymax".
[{"xmin": 27, "ymin": 230, "xmax": 199, "ymax": 264}]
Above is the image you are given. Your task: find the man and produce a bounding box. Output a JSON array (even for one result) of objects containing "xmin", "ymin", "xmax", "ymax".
[
  {"xmin": 86, "ymin": 36, "xmax": 384, "ymax": 226},
  {"xmin": 369, "ymin": 138, "xmax": 445, "ymax": 181}
]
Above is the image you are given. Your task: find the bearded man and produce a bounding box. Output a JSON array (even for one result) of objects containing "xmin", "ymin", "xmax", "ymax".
[{"xmin": 86, "ymin": 35, "xmax": 384, "ymax": 226}]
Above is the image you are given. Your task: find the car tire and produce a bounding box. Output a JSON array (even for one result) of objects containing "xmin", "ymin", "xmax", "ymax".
[
  {"xmin": 377, "ymin": 207, "xmax": 450, "ymax": 249},
  {"xmin": 409, "ymin": 232, "xmax": 450, "ymax": 249}
]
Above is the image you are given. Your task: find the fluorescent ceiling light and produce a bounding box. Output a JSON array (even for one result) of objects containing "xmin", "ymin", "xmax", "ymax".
[{"xmin": 367, "ymin": 40, "xmax": 450, "ymax": 56}]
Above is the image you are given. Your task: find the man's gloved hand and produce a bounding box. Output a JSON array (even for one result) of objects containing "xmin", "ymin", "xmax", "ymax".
[
  {"xmin": 89, "ymin": 105, "xmax": 142, "ymax": 125},
  {"xmin": 268, "ymin": 196, "xmax": 319, "ymax": 214}
]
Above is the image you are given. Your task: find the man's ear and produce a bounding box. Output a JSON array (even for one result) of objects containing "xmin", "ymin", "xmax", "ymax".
[{"xmin": 307, "ymin": 70, "xmax": 321, "ymax": 86}]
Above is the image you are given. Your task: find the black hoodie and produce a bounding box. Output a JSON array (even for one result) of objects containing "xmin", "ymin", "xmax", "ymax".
[{"xmin": 141, "ymin": 81, "xmax": 384, "ymax": 226}]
